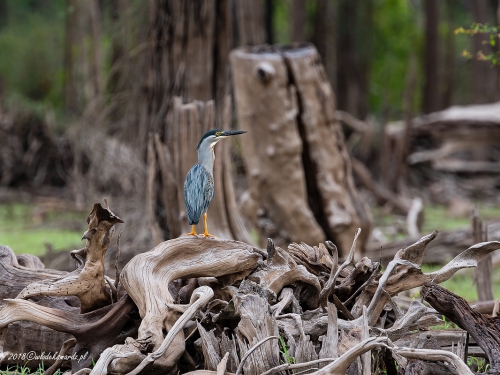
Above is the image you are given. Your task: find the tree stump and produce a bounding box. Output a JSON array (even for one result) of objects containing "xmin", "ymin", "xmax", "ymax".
[
  {"xmin": 231, "ymin": 44, "xmax": 372, "ymax": 254},
  {"xmin": 154, "ymin": 97, "xmax": 254, "ymax": 244}
]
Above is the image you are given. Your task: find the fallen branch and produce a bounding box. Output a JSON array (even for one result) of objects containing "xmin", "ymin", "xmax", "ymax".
[
  {"xmin": 319, "ymin": 229, "xmax": 360, "ymax": 307},
  {"xmin": 393, "ymin": 347, "xmax": 474, "ymax": 375},
  {"xmin": 234, "ymin": 336, "xmax": 279, "ymax": 375}
]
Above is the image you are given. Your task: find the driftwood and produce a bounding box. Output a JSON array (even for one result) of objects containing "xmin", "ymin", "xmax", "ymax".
[
  {"xmin": 16, "ymin": 202, "xmax": 123, "ymax": 313},
  {"xmin": 2, "ymin": 200, "xmax": 500, "ymax": 374},
  {"xmin": 367, "ymin": 219, "xmax": 500, "ymax": 264},
  {"xmin": 0, "ymin": 245, "xmax": 74, "ymax": 368}
]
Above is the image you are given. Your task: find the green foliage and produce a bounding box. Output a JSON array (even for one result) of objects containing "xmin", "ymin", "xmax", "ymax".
[
  {"xmin": 278, "ymin": 336, "xmax": 296, "ymax": 365},
  {"xmin": 440, "ymin": 315, "xmax": 457, "ymax": 330},
  {"xmin": 0, "ymin": 1, "xmax": 66, "ymax": 107},
  {"xmin": 369, "ymin": 0, "xmax": 422, "ymax": 119},
  {"xmin": 0, "ymin": 203, "xmax": 86, "ymax": 256},
  {"xmin": 455, "ymin": 23, "xmax": 500, "ymax": 65},
  {"xmin": 420, "ymin": 264, "xmax": 500, "ymax": 302},
  {"xmin": 0, "ymin": 363, "xmax": 62, "ymax": 375},
  {"xmin": 467, "ymin": 356, "xmax": 490, "ymax": 372}
]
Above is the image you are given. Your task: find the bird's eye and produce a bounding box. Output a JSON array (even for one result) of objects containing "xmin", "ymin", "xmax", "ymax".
[{"xmin": 215, "ymin": 132, "xmax": 222, "ymax": 137}]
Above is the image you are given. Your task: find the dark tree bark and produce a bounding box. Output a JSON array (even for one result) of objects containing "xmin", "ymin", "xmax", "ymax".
[
  {"xmin": 138, "ymin": 0, "xmax": 255, "ymax": 243},
  {"xmin": 336, "ymin": 0, "xmax": 372, "ymax": 119},
  {"xmin": 265, "ymin": 0, "xmax": 274, "ymax": 44},
  {"xmin": 423, "ymin": 283, "xmax": 500, "ymax": 374},
  {"xmin": 312, "ymin": 0, "xmax": 337, "ymax": 89},
  {"xmin": 233, "ymin": 0, "xmax": 267, "ymax": 46},
  {"xmin": 290, "ymin": 0, "xmax": 306, "ymax": 43},
  {"xmin": 440, "ymin": 0, "xmax": 456, "ymax": 109},
  {"xmin": 63, "ymin": 0, "xmax": 103, "ymax": 115},
  {"xmin": 423, "ymin": 0, "xmax": 440, "ymax": 114}
]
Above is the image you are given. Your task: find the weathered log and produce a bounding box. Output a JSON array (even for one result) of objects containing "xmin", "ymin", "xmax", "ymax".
[
  {"xmin": 0, "ymin": 294, "xmax": 140, "ymax": 371},
  {"xmin": 318, "ymin": 302, "xmax": 338, "ymax": 361},
  {"xmin": 44, "ymin": 338, "xmax": 77, "ymax": 375},
  {"xmin": 0, "ymin": 245, "xmax": 73, "ymax": 368},
  {"xmin": 320, "ymin": 229, "xmax": 362, "ymax": 309},
  {"xmin": 233, "ymin": 281, "xmax": 280, "ymax": 375},
  {"xmin": 286, "ymin": 241, "xmax": 336, "ymax": 276},
  {"xmin": 394, "ymin": 347, "xmax": 472, "ymax": 375},
  {"xmin": 249, "ymin": 239, "xmax": 321, "ymax": 309},
  {"xmin": 0, "ymin": 245, "xmax": 65, "ymax": 299},
  {"xmin": 423, "ymin": 283, "xmax": 500, "ymax": 374},
  {"xmin": 312, "ymin": 337, "xmax": 389, "ymax": 375},
  {"xmin": 231, "ymin": 44, "xmax": 371, "ymax": 254},
  {"xmin": 96, "ymin": 237, "xmax": 262, "ymax": 375}
]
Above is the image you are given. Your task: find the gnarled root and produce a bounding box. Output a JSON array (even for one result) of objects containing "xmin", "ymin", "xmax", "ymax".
[{"xmin": 17, "ymin": 202, "xmax": 123, "ymax": 313}]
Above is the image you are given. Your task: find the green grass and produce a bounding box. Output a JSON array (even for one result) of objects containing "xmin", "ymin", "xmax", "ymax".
[
  {"xmin": 422, "ymin": 204, "xmax": 500, "ymax": 234},
  {"xmin": 0, "ymin": 364, "xmax": 63, "ymax": 375},
  {"xmin": 373, "ymin": 203, "xmax": 500, "ymax": 302},
  {"xmin": 372, "ymin": 203, "xmax": 500, "ymax": 242},
  {"xmin": 418, "ymin": 264, "xmax": 500, "ymax": 302},
  {"xmin": 0, "ymin": 203, "xmax": 86, "ymax": 256}
]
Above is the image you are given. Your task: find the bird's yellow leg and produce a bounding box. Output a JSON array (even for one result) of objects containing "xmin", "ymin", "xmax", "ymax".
[
  {"xmin": 184, "ymin": 225, "xmax": 197, "ymax": 236},
  {"xmin": 202, "ymin": 213, "xmax": 214, "ymax": 238}
]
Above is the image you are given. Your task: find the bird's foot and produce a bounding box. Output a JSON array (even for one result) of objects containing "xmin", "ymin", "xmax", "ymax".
[
  {"xmin": 184, "ymin": 226, "xmax": 198, "ymax": 236},
  {"xmin": 202, "ymin": 232, "xmax": 215, "ymax": 238}
]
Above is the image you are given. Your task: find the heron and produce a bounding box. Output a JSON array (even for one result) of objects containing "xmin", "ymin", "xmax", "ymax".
[{"xmin": 184, "ymin": 129, "xmax": 247, "ymax": 237}]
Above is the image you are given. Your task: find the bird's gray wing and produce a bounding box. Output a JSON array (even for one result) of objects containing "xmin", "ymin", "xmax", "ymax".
[{"xmin": 184, "ymin": 164, "xmax": 214, "ymax": 225}]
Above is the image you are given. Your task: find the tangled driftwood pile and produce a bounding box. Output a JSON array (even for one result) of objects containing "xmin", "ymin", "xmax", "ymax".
[{"xmin": 1, "ymin": 202, "xmax": 500, "ymax": 375}]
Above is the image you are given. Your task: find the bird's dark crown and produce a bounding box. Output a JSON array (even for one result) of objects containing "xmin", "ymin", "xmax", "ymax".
[{"xmin": 196, "ymin": 129, "xmax": 222, "ymax": 150}]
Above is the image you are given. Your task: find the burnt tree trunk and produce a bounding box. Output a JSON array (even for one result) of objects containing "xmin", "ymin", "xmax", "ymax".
[{"xmin": 231, "ymin": 44, "xmax": 372, "ymax": 254}]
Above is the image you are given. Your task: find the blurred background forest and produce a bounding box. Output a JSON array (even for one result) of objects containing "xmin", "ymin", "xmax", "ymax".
[{"xmin": 1, "ymin": 0, "xmax": 500, "ymax": 301}]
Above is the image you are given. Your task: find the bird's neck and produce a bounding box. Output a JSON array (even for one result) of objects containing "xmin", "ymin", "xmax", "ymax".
[{"xmin": 198, "ymin": 146, "xmax": 215, "ymax": 174}]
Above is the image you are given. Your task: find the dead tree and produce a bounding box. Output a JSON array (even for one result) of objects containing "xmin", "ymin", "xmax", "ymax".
[{"xmin": 231, "ymin": 44, "xmax": 372, "ymax": 255}]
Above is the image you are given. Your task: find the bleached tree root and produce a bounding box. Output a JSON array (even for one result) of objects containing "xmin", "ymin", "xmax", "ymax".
[
  {"xmin": 393, "ymin": 347, "xmax": 474, "ymax": 375},
  {"xmin": 312, "ymin": 337, "xmax": 389, "ymax": 375},
  {"xmin": 125, "ymin": 286, "xmax": 215, "ymax": 375},
  {"xmin": 44, "ymin": 338, "xmax": 77, "ymax": 375},
  {"xmin": 0, "ymin": 295, "xmax": 139, "ymax": 371},
  {"xmin": 97, "ymin": 237, "xmax": 263, "ymax": 374}
]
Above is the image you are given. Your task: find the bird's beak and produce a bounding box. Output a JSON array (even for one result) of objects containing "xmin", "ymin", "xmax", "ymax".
[{"xmin": 222, "ymin": 130, "xmax": 247, "ymax": 137}]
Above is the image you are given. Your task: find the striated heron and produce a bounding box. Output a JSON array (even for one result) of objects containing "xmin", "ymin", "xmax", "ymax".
[{"xmin": 184, "ymin": 129, "xmax": 247, "ymax": 237}]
